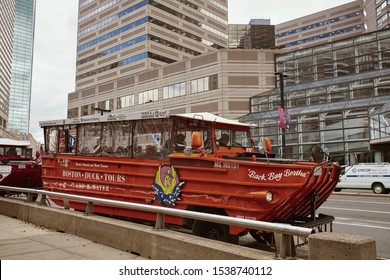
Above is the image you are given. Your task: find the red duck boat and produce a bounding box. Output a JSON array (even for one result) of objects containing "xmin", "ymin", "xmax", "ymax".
[
  {"xmin": 39, "ymin": 111, "xmax": 340, "ymax": 242},
  {"xmin": 0, "ymin": 139, "xmax": 43, "ymax": 200}
]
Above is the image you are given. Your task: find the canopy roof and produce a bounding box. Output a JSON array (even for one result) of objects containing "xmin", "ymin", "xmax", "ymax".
[
  {"xmin": 40, "ymin": 111, "xmax": 252, "ymax": 128},
  {"xmin": 0, "ymin": 138, "xmax": 30, "ymax": 147},
  {"xmin": 173, "ymin": 112, "xmax": 252, "ymax": 127}
]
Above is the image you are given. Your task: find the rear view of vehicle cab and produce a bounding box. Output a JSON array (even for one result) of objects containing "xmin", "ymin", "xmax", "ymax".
[{"xmin": 335, "ymin": 163, "xmax": 390, "ymax": 194}]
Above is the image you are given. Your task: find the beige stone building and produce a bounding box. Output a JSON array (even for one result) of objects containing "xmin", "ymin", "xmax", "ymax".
[
  {"xmin": 275, "ymin": 1, "xmax": 366, "ymax": 49},
  {"xmin": 75, "ymin": 0, "xmax": 229, "ymax": 91},
  {"xmin": 68, "ymin": 48, "xmax": 276, "ymax": 120}
]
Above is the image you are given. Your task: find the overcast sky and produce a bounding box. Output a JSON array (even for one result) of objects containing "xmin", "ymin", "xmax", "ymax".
[{"xmin": 29, "ymin": 0, "xmax": 354, "ymax": 142}]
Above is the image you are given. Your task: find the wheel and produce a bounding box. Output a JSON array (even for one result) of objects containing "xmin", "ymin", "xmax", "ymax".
[
  {"xmin": 372, "ymin": 183, "xmax": 385, "ymax": 194},
  {"xmin": 249, "ymin": 230, "xmax": 275, "ymax": 247},
  {"xmin": 333, "ymin": 188, "xmax": 342, "ymax": 192},
  {"xmin": 192, "ymin": 220, "xmax": 238, "ymax": 244}
]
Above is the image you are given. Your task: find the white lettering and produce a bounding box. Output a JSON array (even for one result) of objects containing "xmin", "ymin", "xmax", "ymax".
[
  {"xmin": 268, "ymin": 172, "xmax": 282, "ymax": 181},
  {"xmin": 283, "ymin": 169, "xmax": 308, "ymax": 178},
  {"xmin": 214, "ymin": 161, "xmax": 240, "ymax": 169},
  {"xmin": 247, "ymin": 168, "xmax": 308, "ymax": 182},
  {"xmin": 248, "ymin": 169, "xmax": 266, "ymax": 181}
]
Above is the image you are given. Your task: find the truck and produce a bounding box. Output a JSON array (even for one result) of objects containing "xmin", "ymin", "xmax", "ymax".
[{"xmin": 335, "ymin": 163, "xmax": 390, "ymax": 194}]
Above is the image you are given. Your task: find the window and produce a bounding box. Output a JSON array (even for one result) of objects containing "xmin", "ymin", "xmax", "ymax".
[
  {"xmin": 98, "ymin": 99, "xmax": 113, "ymax": 111},
  {"xmin": 190, "ymin": 75, "xmax": 218, "ymax": 94},
  {"xmin": 133, "ymin": 119, "xmax": 172, "ymax": 160},
  {"xmin": 162, "ymin": 82, "xmax": 186, "ymax": 99},
  {"xmin": 139, "ymin": 89, "xmax": 158, "ymax": 104},
  {"xmin": 81, "ymin": 104, "xmax": 94, "ymax": 116},
  {"xmin": 117, "ymin": 94, "xmax": 134, "ymax": 108}
]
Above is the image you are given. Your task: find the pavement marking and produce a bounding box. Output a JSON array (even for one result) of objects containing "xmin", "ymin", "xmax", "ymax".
[
  {"xmin": 333, "ymin": 221, "xmax": 390, "ymax": 230},
  {"xmin": 321, "ymin": 206, "xmax": 390, "ymax": 215},
  {"xmin": 327, "ymin": 198, "xmax": 390, "ymax": 205}
]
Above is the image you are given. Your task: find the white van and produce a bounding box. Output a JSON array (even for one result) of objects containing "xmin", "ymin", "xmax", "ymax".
[{"xmin": 335, "ymin": 163, "xmax": 390, "ymax": 194}]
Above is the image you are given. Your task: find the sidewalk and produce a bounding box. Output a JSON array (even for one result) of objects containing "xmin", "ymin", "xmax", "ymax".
[{"xmin": 0, "ymin": 214, "xmax": 146, "ymax": 260}]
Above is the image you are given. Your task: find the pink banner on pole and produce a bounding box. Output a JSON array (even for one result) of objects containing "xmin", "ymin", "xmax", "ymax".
[{"xmin": 278, "ymin": 107, "xmax": 285, "ymax": 128}]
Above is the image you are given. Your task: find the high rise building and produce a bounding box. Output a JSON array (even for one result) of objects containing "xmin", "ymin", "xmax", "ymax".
[
  {"xmin": 75, "ymin": 0, "xmax": 228, "ymax": 92},
  {"xmin": 229, "ymin": 19, "xmax": 275, "ymax": 49},
  {"xmin": 275, "ymin": 1, "xmax": 365, "ymax": 50},
  {"xmin": 365, "ymin": 0, "xmax": 390, "ymax": 31},
  {"xmin": 7, "ymin": 0, "xmax": 36, "ymax": 134},
  {"xmin": 69, "ymin": 1, "xmax": 278, "ymax": 121},
  {"xmin": 0, "ymin": 0, "xmax": 15, "ymax": 135}
]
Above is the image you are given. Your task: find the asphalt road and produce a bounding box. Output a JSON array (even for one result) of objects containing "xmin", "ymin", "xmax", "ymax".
[{"xmin": 318, "ymin": 191, "xmax": 390, "ymax": 259}]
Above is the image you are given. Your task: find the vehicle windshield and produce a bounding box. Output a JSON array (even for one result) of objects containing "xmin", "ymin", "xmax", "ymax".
[
  {"xmin": 215, "ymin": 129, "xmax": 252, "ymax": 148},
  {"xmin": 0, "ymin": 146, "xmax": 25, "ymax": 157}
]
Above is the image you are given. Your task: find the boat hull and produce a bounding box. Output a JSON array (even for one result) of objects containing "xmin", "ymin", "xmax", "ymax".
[
  {"xmin": 0, "ymin": 160, "xmax": 42, "ymax": 190},
  {"xmin": 42, "ymin": 154, "xmax": 340, "ymax": 233}
]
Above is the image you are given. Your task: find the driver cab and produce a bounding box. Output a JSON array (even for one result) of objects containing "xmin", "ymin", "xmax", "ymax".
[{"xmin": 171, "ymin": 114, "xmax": 254, "ymax": 158}]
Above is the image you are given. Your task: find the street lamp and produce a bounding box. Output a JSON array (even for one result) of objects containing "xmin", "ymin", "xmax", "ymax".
[
  {"xmin": 94, "ymin": 107, "xmax": 111, "ymax": 115},
  {"xmin": 275, "ymin": 72, "xmax": 288, "ymax": 158}
]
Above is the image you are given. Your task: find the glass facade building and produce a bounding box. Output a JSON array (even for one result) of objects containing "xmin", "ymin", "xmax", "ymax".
[
  {"xmin": 242, "ymin": 29, "xmax": 390, "ymax": 164},
  {"xmin": 0, "ymin": 0, "xmax": 15, "ymax": 133},
  {"xmin": 229, "ymin": 19, "xmax": 275, "ymax": 49},
  {"xmin": 8, "ymin": 0, "xmax": 36, "ymax": 134}
]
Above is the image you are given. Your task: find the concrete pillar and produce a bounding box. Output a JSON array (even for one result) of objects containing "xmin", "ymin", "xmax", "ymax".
[{"xmin": 308, "ymin": 232, "xmax": 377, "ymax": 260}]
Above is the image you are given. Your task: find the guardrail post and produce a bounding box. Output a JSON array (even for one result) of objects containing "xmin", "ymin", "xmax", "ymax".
[
  {"xmin": 63, "ymin": 199, "xmax": 70, "ymax": 210},
  {"xmin": 85, "ymin": 202, "xmax": 93, "ymax": 215},
  {"xmin": 38, "ymin": 194, "xmax": 47, "ymax": 206},
  {"xmin": 274, "ymin": 233, "xmax": 296, "ymax": 259},
  {"xmin": 26, "ymin": 193, "xmax": 35, "ymax": 203},
  {"xmin": 154, "ymin": 213, "xmax": 165, "ymax": 230}
]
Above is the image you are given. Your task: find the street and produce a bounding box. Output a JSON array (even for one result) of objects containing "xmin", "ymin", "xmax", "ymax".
[{"xmin": 318, "ymin": 191, "xmax": 390, "ymax": 259}]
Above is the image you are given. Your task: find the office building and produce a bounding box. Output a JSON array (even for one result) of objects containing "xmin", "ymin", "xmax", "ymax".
[
  {"xmin": 275, "ymin": 1, "xmax": 365, "ymax": 49},
  {"xmin": 68, "ymin": 48, "xmax": 276, "ymax": 121},
  {"xmin": 366, "ymin": 0, "xmax": 390, "ymax": 31},
  {"xmin": 75, "ymin": 0, "xmax": 229, "ymax": 92},
  {"xmin": 0, "ymin": 0, "xmax": 15, "ymax": 135},
  {"xmin": 0, "ymin": 0, "xmax": 35, "ymax": 136},
  {"xmin": 229, "ymin": 19, "xmax": 275, "ymax": 49},
  {"xmin": 242, "ymin": 28, "xmax": 390, "ymax": 164}
]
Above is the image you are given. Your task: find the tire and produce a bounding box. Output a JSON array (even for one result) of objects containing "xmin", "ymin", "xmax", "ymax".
[
  {"xmin": 249, "ymin": 230, "xmax": 275, "ymax": 246},
  {"xmin": 372, "ymin": 183, "xmax": 385, "ymax": 194},
  {"xmin": 333, "ymin": 188, "xmax": 342, "ymax": 192},
  {"xmin": 192, "ymin": 220, "xmax": 239, "ymax": 244}
]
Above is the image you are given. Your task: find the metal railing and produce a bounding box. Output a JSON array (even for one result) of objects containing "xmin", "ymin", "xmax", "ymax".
[{"xmin": 0, "ymin": 185, "xmax": 314, "ymax": 259}]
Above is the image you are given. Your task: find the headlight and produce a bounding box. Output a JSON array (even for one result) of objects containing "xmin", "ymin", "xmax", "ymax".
[{"xmin": 265, "ymin": 191, "xmax": 273, "ymax": 202}]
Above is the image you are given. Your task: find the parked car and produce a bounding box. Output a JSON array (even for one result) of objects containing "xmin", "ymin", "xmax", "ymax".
[{"xmin": 334, "ymin": 163, "xmax": 390, "ymax": 194}]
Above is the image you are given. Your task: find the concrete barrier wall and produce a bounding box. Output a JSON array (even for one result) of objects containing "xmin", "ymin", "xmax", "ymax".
[
  {"xmin": 308, "ymin": 232, "xmax": 377, "ymax": 260},
  {"xmin": 0, "ymin": 198, "xmax": 274, "ymax": 260},
  {"xmin": 0, "ymin": 198, "xmax": 377, "ymax": 260}
]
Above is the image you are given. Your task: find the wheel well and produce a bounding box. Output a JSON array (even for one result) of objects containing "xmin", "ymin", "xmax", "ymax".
[
  {"xmin": 371, "ymin": 182, "xmax": 384, "ymax": 188},
  {"xmin": 183, "ymin": 205, "xmax": 228, "ymax": 228}
]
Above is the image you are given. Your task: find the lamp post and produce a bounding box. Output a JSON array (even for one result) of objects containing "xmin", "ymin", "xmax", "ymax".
[
  {"xmin": 94, "ymin": 107, "xmax": 111, "ymax": 115},
  {"xmin": 275, "ymin": 72, "xmax": 288, "ymax": 158}
]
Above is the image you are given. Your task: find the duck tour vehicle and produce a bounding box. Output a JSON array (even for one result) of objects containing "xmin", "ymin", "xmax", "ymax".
[
  {"xmin": 0, "ymin": 138, "xmax": 42, "ymax": 200},
  {"xmin": 39, "ymin": 111, "xmax": 340, "ymax": 243}
]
